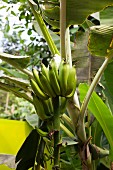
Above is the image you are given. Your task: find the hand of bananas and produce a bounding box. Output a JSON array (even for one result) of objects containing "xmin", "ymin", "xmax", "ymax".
[
  {"xmin": 30, "ymin": 59, "xmax": 77, "ymax": 121},
  {"xmin": 30, "ymin": 59, "xmax": 77, "ymax": 99}
]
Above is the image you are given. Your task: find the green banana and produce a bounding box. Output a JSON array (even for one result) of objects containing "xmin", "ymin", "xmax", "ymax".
[
  {"xmin": 32, "ymin": 68, "xmax": 43, "ymax": 89},
  {"xmin": 39, "ymin": 71, "xmax": 56, "ymax": 97},
  {"xmin": 41, "ymin": 63, "xmax": 49, "ymax": 81},
  {"xmin": 50, "ymin": 58, "xmax": 59, "ymax": 81},
  {"xmin": 32, "ymin": 93, "xmax": 50, "ymax": 120},
  {"xmin": 66, "ymin": 66, "xmax": 77, "ymax": 98},
  {"xmin": 60, "ymin": 96, "xmax": 67, "ymax": 114},
  {"xmin": 30, "ymin": 79, "xmax": 49, "ymax": 100},
  {"xmin": 32, "ymin": 68, "xmax": 49, "ymax": 95},
  {"xmin": 41, "ymin": 99, "xmax": 52, "ymax": 116},
  {"xmin": 59, "ymin": 61, "xmax": 70, "ymax": 96},
  {"xmin": 49, "ymin": 65, "xmax": 61, "ymax": 96}
]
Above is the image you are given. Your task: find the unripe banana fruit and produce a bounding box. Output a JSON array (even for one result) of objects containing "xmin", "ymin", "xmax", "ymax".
[
  {"xmin": 30, "ymin": 79, "xmax": 49, "ymax": 100},
  {"xmin": 32, "ymin": 93, "xmax": 50, "ymax": 120},
  {"xmin": 58, "ymin": 59, "xmax": 77, "ymax": 98},
  {"xmin": 59, "ymin": 61, "xmax": 70, "ymax": 96},
  {"xmin": 31, "ymin": 59, "xmax": 77, "ymax": 99},
  {"xmin": 65, "ymin": 66, "xmax": 77, "ymax": 98},
  {"xmin": 49, "ymin": 65, "xmax": 61, "ymax": 96}
]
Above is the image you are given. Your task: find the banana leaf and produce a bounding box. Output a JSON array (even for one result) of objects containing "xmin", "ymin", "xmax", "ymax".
[
  {"xmin": 0, "ymin": 52, "xmax": 30, "ymax": 69},
  {"xmin": 0, "ymin": 66, "xmax": 28, "ymax": 79},
  {"xmin": 0, "ymin": 82, "xmax": 33, "ymax": 103},
  {"xmin": 104, "ymin": 61, "xmax": 113, "ymax": 96},
  {"xmin": 79, "ymin": 83, "xmax": 113, "ymax": 161},
  {"xmin": 72, "ymin": 30, "xmax": 104, "ymax": 82},
  {"xmin": 100, "ymin": 6, "xmax": 113, "ymax": 25},
  {"xmin": 41, "ymin": 0, "xmax": 113, "ymax": 27},
  {"xmin": 88, "ymin": 25, "xmax": 113, "ymax": 57},
  {"xmin": 0, "ymin": 75, "xmax": 29, "ymax": 90}
]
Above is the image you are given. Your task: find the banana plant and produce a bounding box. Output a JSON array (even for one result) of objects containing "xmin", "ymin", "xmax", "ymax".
[{"xmin": 1, "ymin": 0, "xmax": 113, "ymax": 170}]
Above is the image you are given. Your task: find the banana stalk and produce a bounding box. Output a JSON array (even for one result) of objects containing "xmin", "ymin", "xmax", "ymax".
[{"xmin": 52, "ymin": 96, "xmax": 60, "ymax": 169}]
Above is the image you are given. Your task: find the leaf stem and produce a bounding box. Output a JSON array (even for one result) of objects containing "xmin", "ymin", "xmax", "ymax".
[
  {"xmin": 77, "ymin": 55, "xmax": 113, "ymax": 142},
  {"xmin": 60, "ymin": 122, "xmax": 74, "ymax": 138},
  {"xmin": 61, "ymin": 113, "xmax": 73, "ymax": 130},
  {"xmin": 28, "ymin": 0, "xmax": 60, "ymax": 56},
  {"xmin": 60, "ymin": 0, "xmax": 66, "ymax": 59},
  {"xmin": 65, "ymin": 27, "xmax": 72, "ymax": 67}
]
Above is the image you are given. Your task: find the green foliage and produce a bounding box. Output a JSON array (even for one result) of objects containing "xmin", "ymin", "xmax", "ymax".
[
  {"xmin": 79, "ymin": 83, "xmax": 113, "ymax": 160},
  {"xmin": 40, "ymin": 0, "xmax": 113, "ymax": 27},
  {"xmin": 88, "ymin": 25, "xmax": 113, "ymax": 57},
  {"xmin": 16, "ymin": 129, "xmax": 40, "ymax": 170},
  {"xmin": 0, "ymin": 1, "xmax": 52, "ymax": 67},
  {"xmin": 1, "ymin": 0, "xmax": 113, "ymax": 170},
  {"xmin": 104, "ymin": 61, "xmax": 113, "ymax": 96}
]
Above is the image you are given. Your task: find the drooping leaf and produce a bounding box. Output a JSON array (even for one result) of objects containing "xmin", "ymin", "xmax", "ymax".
[
  {"xmin": 66, "ymin": 0, "xmax": 113, "ymax": 26},
  {"xmin": 72, "ymin": 30, "xmax": 90, "ymax": 82},
  {"xmin": 0, "ymin": 67, "xmax": 28, "ymax": 79},
  {"xmin": 16, "ymin": 129, "xmax": 40, "ymax": 170},
  {"xmin": 0, "ymin": 75, "xmax": 30, "ymax": 90},
  {"xmin": 0, "ymin": 52, "xmax": 30, "ymax": 69},
  {"xmin": 72, "ymin": 30, "xmax": 104, "ymax": 82},
  {"xmin": 0, "ymin": 82, "xmax": 19, "ymax": 92},
  {"xmin": 0, "ymin": 82, "xmax": 33, "ymax": 103},
  {"xmin": 79, "ymin": 83, "xmax": 113, "ymax": 160}
]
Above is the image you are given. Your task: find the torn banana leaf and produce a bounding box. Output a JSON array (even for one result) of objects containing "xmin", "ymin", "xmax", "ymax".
[
  {"xmin": 72, "ymin": 30, "xmax": 104, "ymax": 82},
  {"xmin": 40, "ymin": 0, "xmax": 113, "ymax": 27}
]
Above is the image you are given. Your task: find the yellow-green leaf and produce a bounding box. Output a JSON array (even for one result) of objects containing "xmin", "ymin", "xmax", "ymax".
[{"xmin": 79, "ymin": 83, "xmax": 113, "ymax": 160}]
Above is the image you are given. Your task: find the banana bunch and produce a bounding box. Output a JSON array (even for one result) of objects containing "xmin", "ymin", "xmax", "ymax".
[
  {"xmin": 32, "ymin": 93, "xmax": 54, "ymax": 121},
  {"xmin": 30, "ymin": 59, "xmax": 77, "ymax": 100}
]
